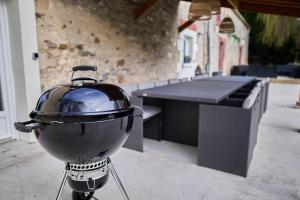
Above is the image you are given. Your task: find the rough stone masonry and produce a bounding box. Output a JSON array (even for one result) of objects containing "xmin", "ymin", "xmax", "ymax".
[{"xmin": 35, "ymin": 0, "xmax": 180, "ymax": 91}]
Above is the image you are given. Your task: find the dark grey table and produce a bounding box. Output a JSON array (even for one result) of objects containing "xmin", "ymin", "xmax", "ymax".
[
  {"xmin": 131, "ymin": 77, "xmax": 261, "ymax": 177},
  {"xmin": 133, "ymin": 79, "xmax": 251, "ymax": 104}
]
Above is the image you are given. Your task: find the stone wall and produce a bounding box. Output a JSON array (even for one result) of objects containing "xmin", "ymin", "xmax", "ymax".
[{"xmin": 35, "ymin": 0, "xmax": 179, "ymax": 90}]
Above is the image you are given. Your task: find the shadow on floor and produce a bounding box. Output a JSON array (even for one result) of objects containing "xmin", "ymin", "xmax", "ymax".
[{"xmin": 144, "ymin": 138, "xmax": 198, "ymax": 164}]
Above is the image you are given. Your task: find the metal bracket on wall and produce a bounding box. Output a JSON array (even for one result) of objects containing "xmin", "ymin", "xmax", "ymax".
[
  {"xmin": 134, "ymin": 0, "xmax": 160, "ymax": 19},
  {"xmin": 32, "ymin": 52, "xmax": 39, "ymax": 60}
]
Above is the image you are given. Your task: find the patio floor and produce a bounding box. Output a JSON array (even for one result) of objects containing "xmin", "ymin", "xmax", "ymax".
[{"xmin": 0, "ymin": 83, "xmax": 300, "ymax": 200}]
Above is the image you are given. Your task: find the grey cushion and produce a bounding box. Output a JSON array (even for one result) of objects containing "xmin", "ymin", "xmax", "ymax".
[
  {"xmin": 180, "ymin": 77, "xmax": 189, "ymax": 82},
  {"xmin": 138, "ymin": 82, "xmax": 155, "ymax": 90},
  {"xmin": 252, "ymin": 86, "xmax": 261, "ymax": 95},
  {"xmin": 122, "ymin": 84, "xmax": 138, "ymax": 96},
  {"xmin": 256, "ymin": 81, "xmax": 263, "ymax": 87},
  {"xmin": 168, "ymin": 78, "xmax": 180, "ymax": 84},
  {"xmin": 242, "ymin": 87, "xmax": 261, "ymax": 109},
  {"xmin": 191, "ymin": 75, "xmax": 207, "ymax": 80},
  {"xmin": 143, "ymin": 105, "xmax": 161, "ymax": 120},
  {"xmin": 155, "ymin": 80, "xmax": 168, "ymax": 87},
  {"xmin": 261, "ymin": 78, "xmax": 268, "ymax": 85}
]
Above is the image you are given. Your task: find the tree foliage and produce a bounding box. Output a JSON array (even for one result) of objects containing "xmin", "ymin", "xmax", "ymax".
[
  {"xmin": 242, "ymin": 12, "xmax": 300, "ymax": 64},
  {"xmin": 256, "ymin": 14, "xmax": 300, "ymax": 48}
]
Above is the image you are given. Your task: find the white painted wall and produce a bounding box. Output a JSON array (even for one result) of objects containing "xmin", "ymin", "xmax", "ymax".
[
  {"xmin": 0, "ymin": 0, "xmax": 15, "ymax": 142},
  {"xmin": 202, "ymin": 8, "xmax": 251, "ymax": 75},
  {"xmin": 5, "ymin": 0, "xmax": 41, "ymax": 142},
  {"xmin": 178, "ymin": 2, "xmax": 249, "ymax": 76},
  {"xmin": 177, "ymin": 1, "xmax": 198, "ymax": 78},
  {"xmin": 177, "ymin": 29, "xmax": 198, "ymax": 78}
]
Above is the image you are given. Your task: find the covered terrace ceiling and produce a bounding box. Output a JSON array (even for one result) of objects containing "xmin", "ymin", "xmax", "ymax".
[{"xmin": 182, "ymin": 0, "xmax": 300, "ymax": 17}]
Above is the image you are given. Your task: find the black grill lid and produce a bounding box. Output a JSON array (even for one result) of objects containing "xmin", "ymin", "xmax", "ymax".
[{"xmin": 30, "ymin": 66, "xmax": 133, "ymax": 123}]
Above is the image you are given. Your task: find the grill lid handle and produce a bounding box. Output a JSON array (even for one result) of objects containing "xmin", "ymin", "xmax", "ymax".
[
  {"xmin": 71, "ymin": 65, "xmax": 100, "ymax": 83},
  {"xmin": 71, "ymin": 77, "xmax": 98, "ymax": 83},
  {"xmin": 72, "ymin": 65, "xmax": 97, "ymax": 72}
]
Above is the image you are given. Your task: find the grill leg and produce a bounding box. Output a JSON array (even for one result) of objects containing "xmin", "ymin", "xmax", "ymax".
[
  {"xmin": 56, "ymin": 164, "xmax": 69, "ymax": 200},
  {"xmin": 107, "ymin": 158, "xmax": 130, "ymax": 200}
]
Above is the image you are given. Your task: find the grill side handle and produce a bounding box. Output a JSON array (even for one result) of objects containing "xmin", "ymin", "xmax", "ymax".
[{"xmin": 14, "ymin": 120, "xmax": 46, "ymax": 133}]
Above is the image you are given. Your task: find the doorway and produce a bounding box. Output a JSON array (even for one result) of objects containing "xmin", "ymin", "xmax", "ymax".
[
  {"xmin": 219, "ymin": 41, "xmax": 225, "ymax": 71},
  {"xmin": 0, "ymin": 0, "xmax": 16, "ymax": 141}
]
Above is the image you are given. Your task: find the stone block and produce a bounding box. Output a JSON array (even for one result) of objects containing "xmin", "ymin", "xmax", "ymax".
[{"xmin": 58, "ymin": 44, "xmax": 68, "ymax": 50}]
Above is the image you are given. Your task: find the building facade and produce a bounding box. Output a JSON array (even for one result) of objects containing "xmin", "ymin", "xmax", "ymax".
[
  {"xmin": 34, "ymin": 0, "xmax": 249, "ymax": 90},
  {"xmin": 0, "ymin": 0, "xmax": 40, "ymax": 142},
  {"xmin": 177, "ymin": 1, "xmax": 249, "ymax": 78},
  {"xmin": 0, "ymin": 0, "xmax": 249, "ymax": 142}
]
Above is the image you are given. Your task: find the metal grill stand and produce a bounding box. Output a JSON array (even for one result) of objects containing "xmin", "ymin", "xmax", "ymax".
[
  {"xmin": 55, "ymin": 158, "xmax": 130, "ymax": 200},
  {"xmin": 107, "ymin": 158, "xmax": 130, "ymax": 200}
]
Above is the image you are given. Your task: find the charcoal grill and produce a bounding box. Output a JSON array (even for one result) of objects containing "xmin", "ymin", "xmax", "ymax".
[{"xmin": 15, "ymin": 66, "xmax": 141, "ymax": 200}]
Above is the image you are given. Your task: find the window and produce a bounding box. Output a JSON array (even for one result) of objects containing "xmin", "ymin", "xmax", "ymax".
[
  {"xmin": 218, "ymin": 41, "xmax": 225, "ymax": 70},
  {"xmin": 183, "ymin": 35, "xmax": 193, "ymax": 63},
  {"xmin": 0, "ymin": 82, "xmax": 3, "ymax": 111},
  {"xmin": 238, "ymin": 46, "xmax": 243, "ymax": 65}
]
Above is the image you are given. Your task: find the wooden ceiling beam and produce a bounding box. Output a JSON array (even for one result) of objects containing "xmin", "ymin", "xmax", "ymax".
[
  {"xmin": 178, "ymin": 20, "xmax": 195, "ymax": 33},
  {"xmin": 181, "ymin": 0, "xmax": 234, "ymax": 8},
  {"xmin": 135, "ymin": 0, "xmax": 160, "ymax": 18},
  {"xmin": 182, "ymin": 0, "xmax": 300, "ymax": 7},
  {"xmin": 181, "ymin": 0, "xmax": 300, "ymax": 17},
  {"xmin": 242, "ymin": 0, "xmax": 300, "ymax": 8},
  {"xmin": 227, "ymin": 0, "xmax": 240, "ymax": 8},
  {"xmin": 239, "ymin": 2, "xmax": 300, "ymax": 17}
]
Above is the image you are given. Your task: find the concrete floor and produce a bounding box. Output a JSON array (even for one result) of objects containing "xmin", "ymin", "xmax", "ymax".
[{"xmin": 0, "ymin": 83, "xmax": 300, "ymax": 200}]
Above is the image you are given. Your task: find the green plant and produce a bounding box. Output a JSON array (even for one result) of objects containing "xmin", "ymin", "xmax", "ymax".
[
  {"xmin": 227, "ymin": 33, "xmax": 241, "ymax": 44},
  {"xmin": 256, "ymin": 14, "xmax": 300, "ymax": 48},
  {"xmin": 242, "ymin": 12, "xmax": 300, "ymax": 64}
]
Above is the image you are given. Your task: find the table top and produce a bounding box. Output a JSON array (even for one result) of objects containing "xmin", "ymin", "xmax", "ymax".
[
  {"xmin": 200, "ymin": 76, "xmax": 256, "ymax": 83},
  {"xmin": 133, "ymin": 77, "xmax": 254, "ymax": 104}
]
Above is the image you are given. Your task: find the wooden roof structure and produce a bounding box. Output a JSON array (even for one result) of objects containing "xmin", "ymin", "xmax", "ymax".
[
  {"xmin": 134, "ymin": 0, "xmax": 300, "ymax": 33},
  {"xmin": 183, "ymin": 0, "xmax": 300, "ymax": 17}
]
